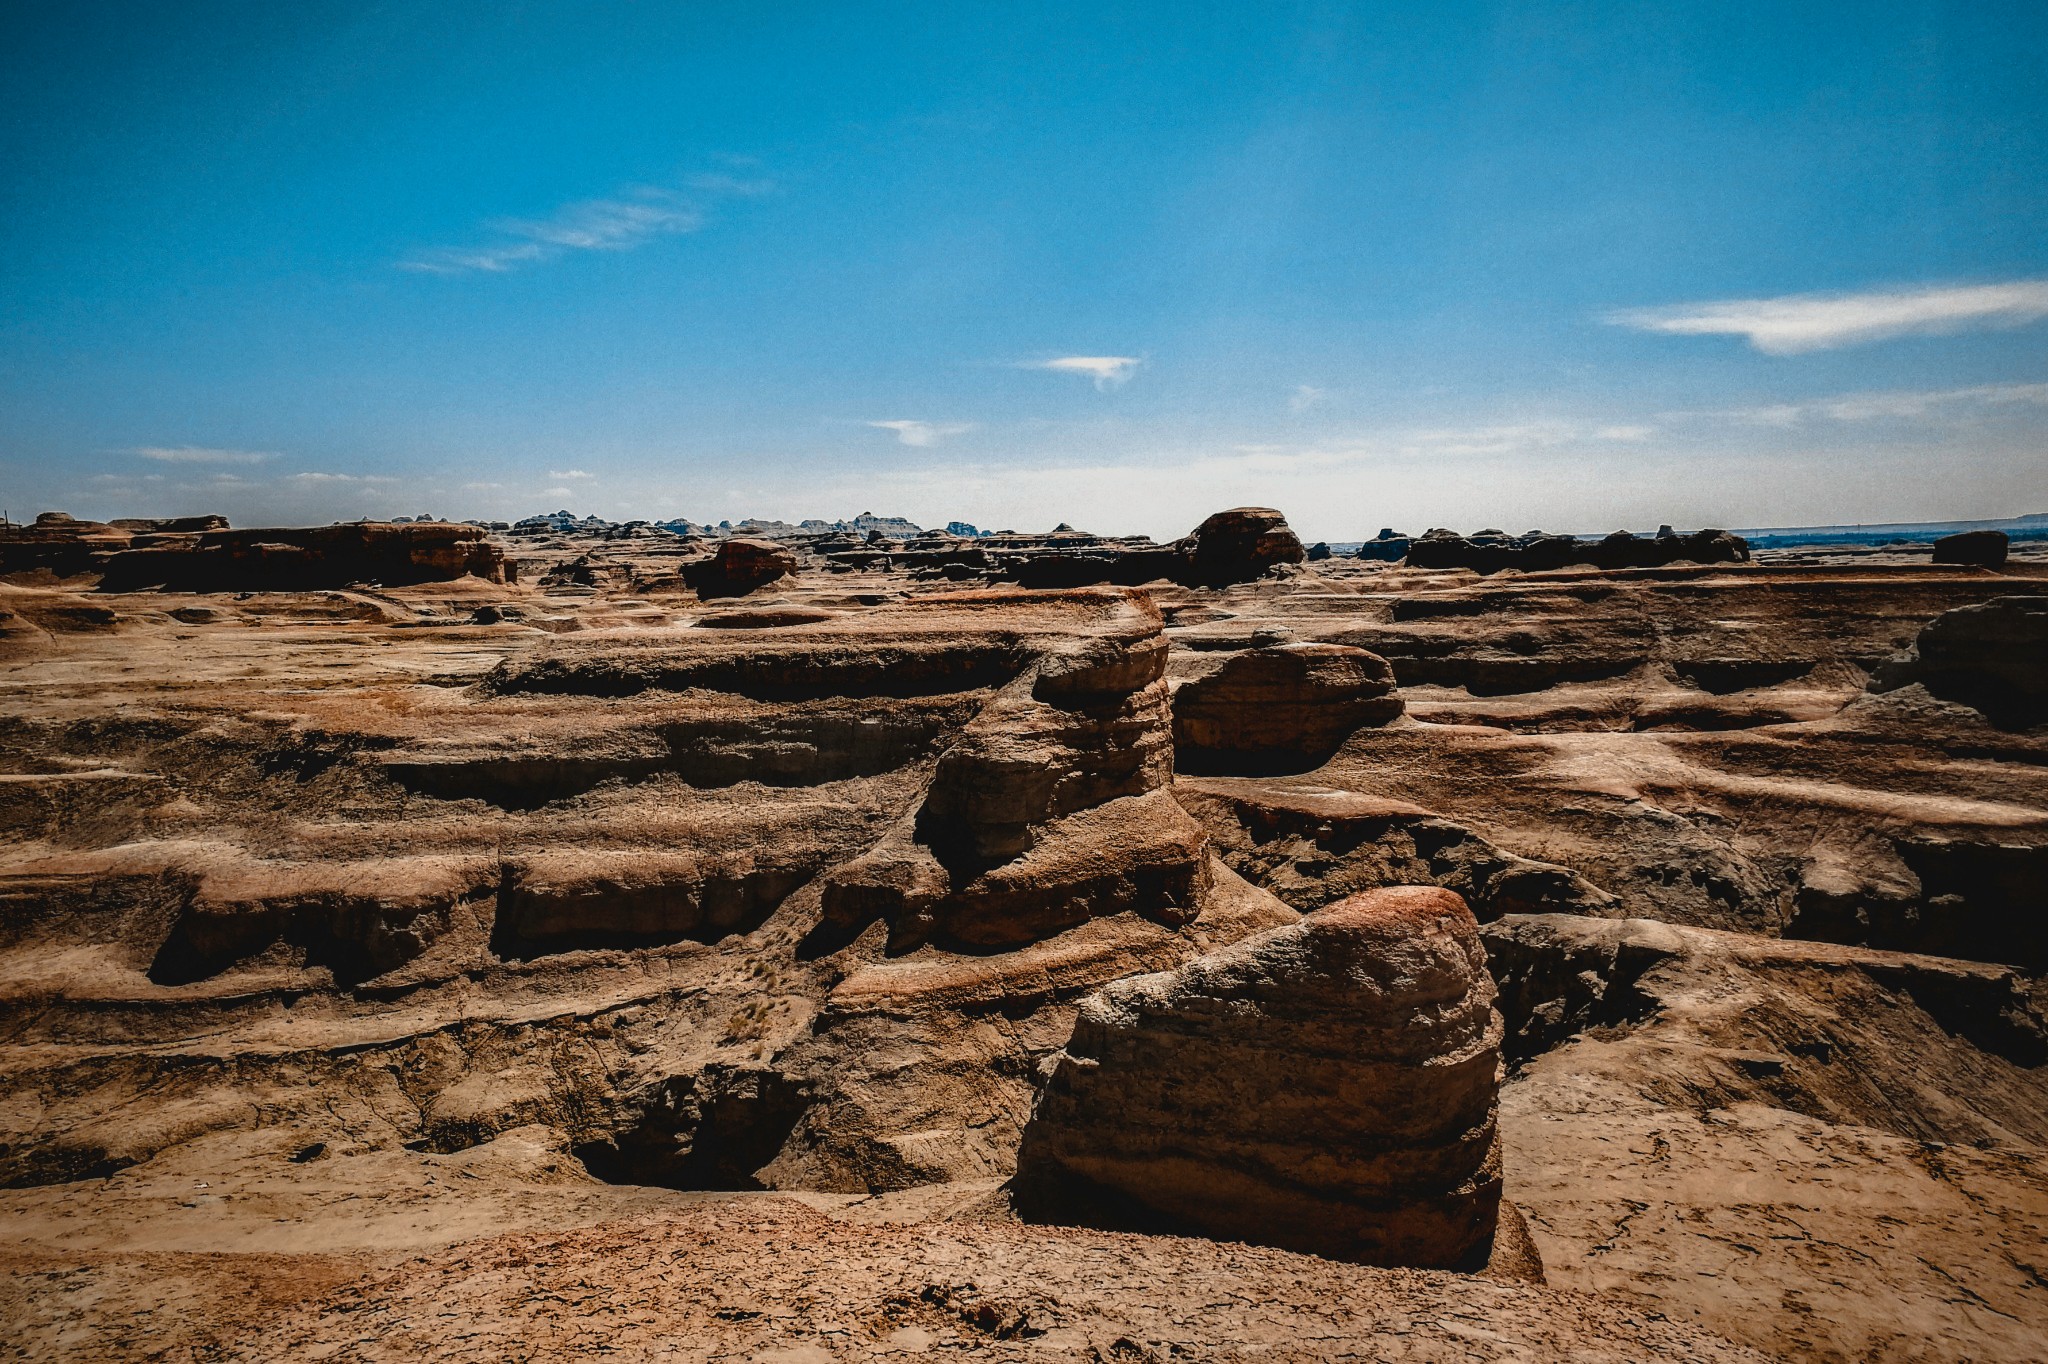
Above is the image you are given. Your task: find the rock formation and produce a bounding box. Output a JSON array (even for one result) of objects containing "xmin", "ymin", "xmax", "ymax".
[
  {"xmin": 94, "ymin": 521, "xmax": 510, "ymax": 591},
  {"xmin": 1172, "ymin": 643, "xmax": 1403, "ymax": 771},
  {"xmin": 819, "ymin": 589, "xmax": 1209, "ymax": 950},
  {"xmin": 686, "ymin": 535, "xmax": 798, "ymax": 597},
  {"xmin": 1172, "ymin": 506, "xmax": 1307, "ymax": 586},
  {"xmin": 5, "ymin": 501, "xmax": 2048, "ymax": 1362},
  {"xmin": 992, "ymin": 507, "xmax": 1306, "ymax": 589},
  {"xmin": 1933, "ymin": 528, "xmax": 2009, "ymax": 566},
  {"xmin": 0, "ymin": 511, "xmax": 142, "ymax": 579},
  {"xmin": 1403, "ymin": 526, "xmax": 1749, "ymax": 573},
  {"xmin": 1015, "ymin": 886, "xmax": 1506, "ymax": 1270},
  {"xmin": 1870, "ymin": 593, "xmax": 2047, "ymax": 725}
]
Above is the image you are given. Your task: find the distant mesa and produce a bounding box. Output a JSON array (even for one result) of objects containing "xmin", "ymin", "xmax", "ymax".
[{"xmin": 1, "ymin": 512, "xmax": 511, "ymax": 590}]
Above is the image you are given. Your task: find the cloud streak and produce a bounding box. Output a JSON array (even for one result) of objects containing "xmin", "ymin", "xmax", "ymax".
[
  {"xmin": 1033, "ymin": 356, "xmax": 1140, "ymax": 389},
  {"xmin": 401, "ymin": 173, "xmax": 772, "ymax": 276},
  {"xmin": 1606, "ymin": 279, "xmax": 2048, "ymax": 354},
  {"xmin": 1722, "ymin": 381, "xmax": 2048, "ymax": 426},
  {"xmin": 868, "ymin": 420, "xmax": 975, "ymax": 447},
  {"xmin": 133, "ymin": 446, "xmax": 272, "ymax": 465}
]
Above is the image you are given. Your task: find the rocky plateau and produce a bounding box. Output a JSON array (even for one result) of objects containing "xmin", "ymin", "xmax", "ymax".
[{"xmin": 1, "ymin": 505, "xmax": 2045, "ymax": 1362}]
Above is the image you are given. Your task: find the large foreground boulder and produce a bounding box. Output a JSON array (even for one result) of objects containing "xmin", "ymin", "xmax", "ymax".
[
  {"xmin": 1870, "ymin": 594, "xmax": 2047, "ymax": 725},
  {"xmin": 1173, "ymin": 643, "xmax": 1403, "ymax": 772},
  {"xmin": 1015, "ymin": 885, "xmax": 1507, "ymax": 1269}
]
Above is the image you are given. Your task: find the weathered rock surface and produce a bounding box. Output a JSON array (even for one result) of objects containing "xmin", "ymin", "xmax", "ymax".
[
  {"xmin": 3, "ymin": 510, "xmax": 2047, "ymax": 1361},
  {"xmin": 1176, "ymin": 777, "xmax": 1617, "ymax": 919},
  {"xmin": 1485, "ymin": 913, "xmax": 2048, "ymax": 1363},
  {"xmin": 819, "ymin": 589, "xmax": 1209, "ymax": 950},
  {"xmin": 1016, "ymin": 886, "xmax": 1506, "ymax": 1269},
  {"xmin": 0, "ymin": 1194, "xmax": 1769, "ymax": 1363},
  {"xmin": 1870, "ymin": 593, "xmax": 2047, "ymax": 725},
  {"xmin": 1172, "ymin": 643, "xmax": 1403, "ymax": 770}
]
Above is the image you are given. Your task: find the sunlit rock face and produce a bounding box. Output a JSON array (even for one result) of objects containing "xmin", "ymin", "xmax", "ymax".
[{"xmin": 1015, "ymin": 886, "xmax": 1506, "ymax": 1270}]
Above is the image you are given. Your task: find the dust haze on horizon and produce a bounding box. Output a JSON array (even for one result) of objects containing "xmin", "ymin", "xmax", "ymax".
[{"xmin": 3, "ymin": 3, "xmax": 2044, "ymax": 543}]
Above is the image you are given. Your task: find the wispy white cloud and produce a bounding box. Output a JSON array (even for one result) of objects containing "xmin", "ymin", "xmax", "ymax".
[
  {"xmin": 133, "ymin": 445, "xmax": 272, "ymax": 465},
  {"xmin": 401, "ymin": 172, "xmax": 773, "ymax": 276},
  {"xmin": 289, "ymin": 471, "xmax": 397, "ymax": 485},
  {"xmin": 1720, "ymin": 381, "xmax": 2048, "ymax": 426},
  {"xmin": 462, "ymin": 480, "xmax": 505, "ymax": 491},
  {"xmin": 682, "ymin": 172, "xmax": 776, "ymax": 197},
  {"xmin": 867, "ymin": 420, "xmax": 976, "ymax": 447},
  {"xmin": 548, "ymin": 468, "xmax": 595, "ymax": 480},
  {"xmin": 1606, "ymin": 279, "xmax": 2048, "ymax": 355},
  {"xmin": 1403, "ymin": 421, "xmax": 1584, "ymax": 455},
  {"xmin": 1032, "ymin": 356, "xmax": 1141, "ymax": 390},
  {"xmin": 1289, "ymin": 385, "xmax": 1327, "ymax": 413}
]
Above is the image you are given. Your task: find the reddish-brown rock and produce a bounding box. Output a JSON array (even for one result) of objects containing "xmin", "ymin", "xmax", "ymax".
[
  {"xmin": 1173, "ymin": 506, "xmax": 1306, "ymax": 586},
  {"xmin": 1173, "ymin": 643, "xmax": 1403, "ymax": 771},
  {"xmin": 688, "ymin": 536, "xmax": 798, "ymax": 598},
  {"xmin": 1015, "ymin": 886, "xmax": 1507, "ymax": 1269}
]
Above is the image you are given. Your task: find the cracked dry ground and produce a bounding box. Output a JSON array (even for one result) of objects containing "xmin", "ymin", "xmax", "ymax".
[{"xmin": 2, "ymin": 540, "xmax": 2045, "ymax": 1361}]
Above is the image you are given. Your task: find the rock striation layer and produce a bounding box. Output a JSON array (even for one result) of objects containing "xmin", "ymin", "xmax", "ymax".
[
  {"xmin": 1173, "ymin": 643, "xmax": 1403, "ymax": 771},
  {"xmin": 1015, "ymin": 886, "xmax": 1506, "ymax": 1269}
]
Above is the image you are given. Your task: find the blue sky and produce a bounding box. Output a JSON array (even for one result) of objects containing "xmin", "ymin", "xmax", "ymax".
[{"xmin": 2, "ymin": 1, "xmax": 2044, "ymax": 539}]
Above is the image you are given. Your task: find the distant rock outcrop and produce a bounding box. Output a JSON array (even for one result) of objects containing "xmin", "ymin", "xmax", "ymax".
[
  {"xmin": 1355, "ymin": 528, "xmax": 1411, "ymax": 562},
  {"xmin": 995, "ymin": 508, "xmax": 1307, "ymax": 590},
  {"xmin": 686, "ymin": 536, "xmax": 798, "ymax": 598},
  {"xmin": 0, "ymin": 512, "xmax": 141, "ymax": 580},
  {"xmin": 94, "ymin": 522, "xmax": 509, "ymax": 591},
  {"xmin": 1173, "ymin": 644, "xmax": 1403, "ymax": 772},
  {"xmin": 1015, "ymin": 885, "xmax": 1507, "ymax": 1269},
  {"xmin": 1403, "ymin": 527, "xmax": 1748, "ymax": 574},
  {"xmin": 1932, "ymin": 529, "xmax": 2009, "ymax": 567},
  {"xmin": 1174, "ymin": 507, "xmax": 1307, "ymax": 586}
]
